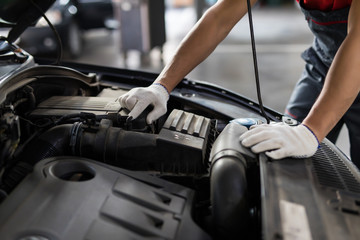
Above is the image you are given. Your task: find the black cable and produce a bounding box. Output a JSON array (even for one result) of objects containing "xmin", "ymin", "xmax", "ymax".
[
  {"xmin": 30, "ymin": 0, "xmax": 63, "ymax": 65},
  {"xmin": 246, "ymin": 0, "xmax": 270, "ymax": 124}
]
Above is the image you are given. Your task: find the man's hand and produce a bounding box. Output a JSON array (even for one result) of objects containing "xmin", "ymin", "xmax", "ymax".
[
  {"xmin": 239, "ymin": 123, "xmax": 320, "ymax": 159},
  {"xmin": 118, "ymin": 83, "xmax": 169, "ymax": 124}
]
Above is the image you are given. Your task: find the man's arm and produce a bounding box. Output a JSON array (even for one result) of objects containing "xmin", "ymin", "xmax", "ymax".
[
  {"xmin": 154, "ymin": 0, "xmax": 257, "ymax": 92},
  {"xmin": 119, "ymin": 0, "xmax": 256, "ymax": 123},
  {"xmin": 303, "ymin": 0, "xmax": 360, "ymax": 142},
  {"xmin": 240, "ymin": 0, "xmax": 360, "ymax": 159}
]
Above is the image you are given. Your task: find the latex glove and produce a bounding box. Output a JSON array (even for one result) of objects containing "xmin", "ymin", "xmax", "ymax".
[
  {"xmin": 118, "ymin": 83, "xmax": 169, "ymax": 124},
  {"xmin": 239, "ymin": 123, "xmax": 320, "ymax": 159}
]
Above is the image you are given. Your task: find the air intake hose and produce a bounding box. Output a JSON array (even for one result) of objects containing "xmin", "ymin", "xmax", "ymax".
[
  {"xmin": 0, "ymin": 124, "xmax": 73, "ymax": 194},
  {"xmin": 1, "ymin": 119, "xmax": 162, "ymax": 194},
  {"xmin": 74, "ymin": 119, "xmax": 158, "ymax": 170},
  {"xmin": 209, "ymin": 122, "xmax": 252, "ymax": 239}
]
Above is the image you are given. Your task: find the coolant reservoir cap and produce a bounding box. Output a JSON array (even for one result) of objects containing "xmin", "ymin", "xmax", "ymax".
[{"xmin": 230, "ymin": 118, "xmax": 263, "ymax": 129}]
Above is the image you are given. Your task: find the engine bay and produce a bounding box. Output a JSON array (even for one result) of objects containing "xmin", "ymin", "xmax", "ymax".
[{"xmin": 0, "ymin": 53, "xmax": 267, "ymax": 239}]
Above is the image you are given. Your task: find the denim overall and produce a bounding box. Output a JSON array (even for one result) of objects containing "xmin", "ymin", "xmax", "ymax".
[{"xmin": 284, "ymin": 2, "xmax": 360, "ymax": 166}]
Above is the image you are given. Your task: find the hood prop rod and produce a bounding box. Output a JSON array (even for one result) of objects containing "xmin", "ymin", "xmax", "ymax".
[{"xmin": 246, "ymin": 0, "xmax": 270, "ymax": 124}]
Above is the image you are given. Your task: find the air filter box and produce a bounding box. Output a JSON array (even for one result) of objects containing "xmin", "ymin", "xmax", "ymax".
[{"xmin": 157, "ymin": 109, "xmax": 216, "ymax": 174}]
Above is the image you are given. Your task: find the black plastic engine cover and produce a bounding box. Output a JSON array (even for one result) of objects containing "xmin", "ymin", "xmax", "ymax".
[
  {"xmin": 0, "ymin": 157, "xmax": 210, "ymax": 240},
  {"xmin": 30, "ymin": 96, "xmax": 122, "ymax": 117}
]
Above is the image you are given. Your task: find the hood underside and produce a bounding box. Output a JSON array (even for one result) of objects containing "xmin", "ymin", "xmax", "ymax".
[{"xmin": 0, "ymin": 0, "xmax": 55, "ymax": 42}]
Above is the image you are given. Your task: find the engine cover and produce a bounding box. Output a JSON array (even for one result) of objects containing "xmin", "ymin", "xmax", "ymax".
[
  {"xmin": 30, "ymin": 96, "xmax": 121, "ymax": 117},
  {"xmin": 0, "ymin": 157, "xmax": 210, "ymax": 240}
]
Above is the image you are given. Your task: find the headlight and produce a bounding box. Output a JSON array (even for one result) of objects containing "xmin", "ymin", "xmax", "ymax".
[{"xmin": 35, "ymin": 9, "xmax": 63, "ymax": 27}]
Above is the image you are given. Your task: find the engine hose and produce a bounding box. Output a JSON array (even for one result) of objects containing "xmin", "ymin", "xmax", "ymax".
[
  {"xmin": 0, "ymin": 124, "xmax": 73, "ymax": 194},
  {"xmin": 209, "ymin": 123, "xmax": 251, "ymax": 239},
  {"xmin": 0, "ymin": 120, "xmax": 158, "ymax": 193},
  {"xmin": 74, "ymin": 119, "xmax": 158, "ymax": 170}
]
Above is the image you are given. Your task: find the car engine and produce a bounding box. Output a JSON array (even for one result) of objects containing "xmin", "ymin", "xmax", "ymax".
[{"xmin": 0, "ymin": 41, "xmax": 268, "ymax": 240}]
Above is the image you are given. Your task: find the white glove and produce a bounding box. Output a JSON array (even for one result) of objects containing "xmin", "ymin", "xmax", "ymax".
[
  {"xmin": 118, "ymin": 83, "xmax": 169, "ymax": 124},
  {"xmin": 239, "ymin": 122, "xmax": 320, "ymax": 159}
]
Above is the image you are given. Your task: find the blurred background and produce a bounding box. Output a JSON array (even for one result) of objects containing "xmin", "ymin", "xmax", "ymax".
[{"xmin": 13, "ymin": 0, "xmax": 350, "ymax": 156}]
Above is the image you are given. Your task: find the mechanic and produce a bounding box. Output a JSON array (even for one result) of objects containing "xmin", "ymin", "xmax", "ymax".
[{"xmin": 118, "ymin": 0, "xmax": 360, "ymax": 166}]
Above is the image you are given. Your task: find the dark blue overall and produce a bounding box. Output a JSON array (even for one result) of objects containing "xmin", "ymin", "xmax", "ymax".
[{"xmin": 285, "ymin": 2, "xmax": 360, "ymax": 167}]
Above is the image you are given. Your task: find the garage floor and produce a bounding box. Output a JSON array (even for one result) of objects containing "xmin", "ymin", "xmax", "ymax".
[{"xmin": 64, "ymin": 3, "xmax": 350, "ymax": 157}]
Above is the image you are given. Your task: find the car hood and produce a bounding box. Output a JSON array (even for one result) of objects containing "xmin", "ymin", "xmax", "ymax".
[{"xmin": 0, "ymin": 0, "xmax": 55, "ymax": 42}]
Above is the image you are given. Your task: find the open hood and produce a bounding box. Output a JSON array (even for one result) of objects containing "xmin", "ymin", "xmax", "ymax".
[{"xmin": 0, "ymin": 0, "xmax": 55, "ymax": 42}]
